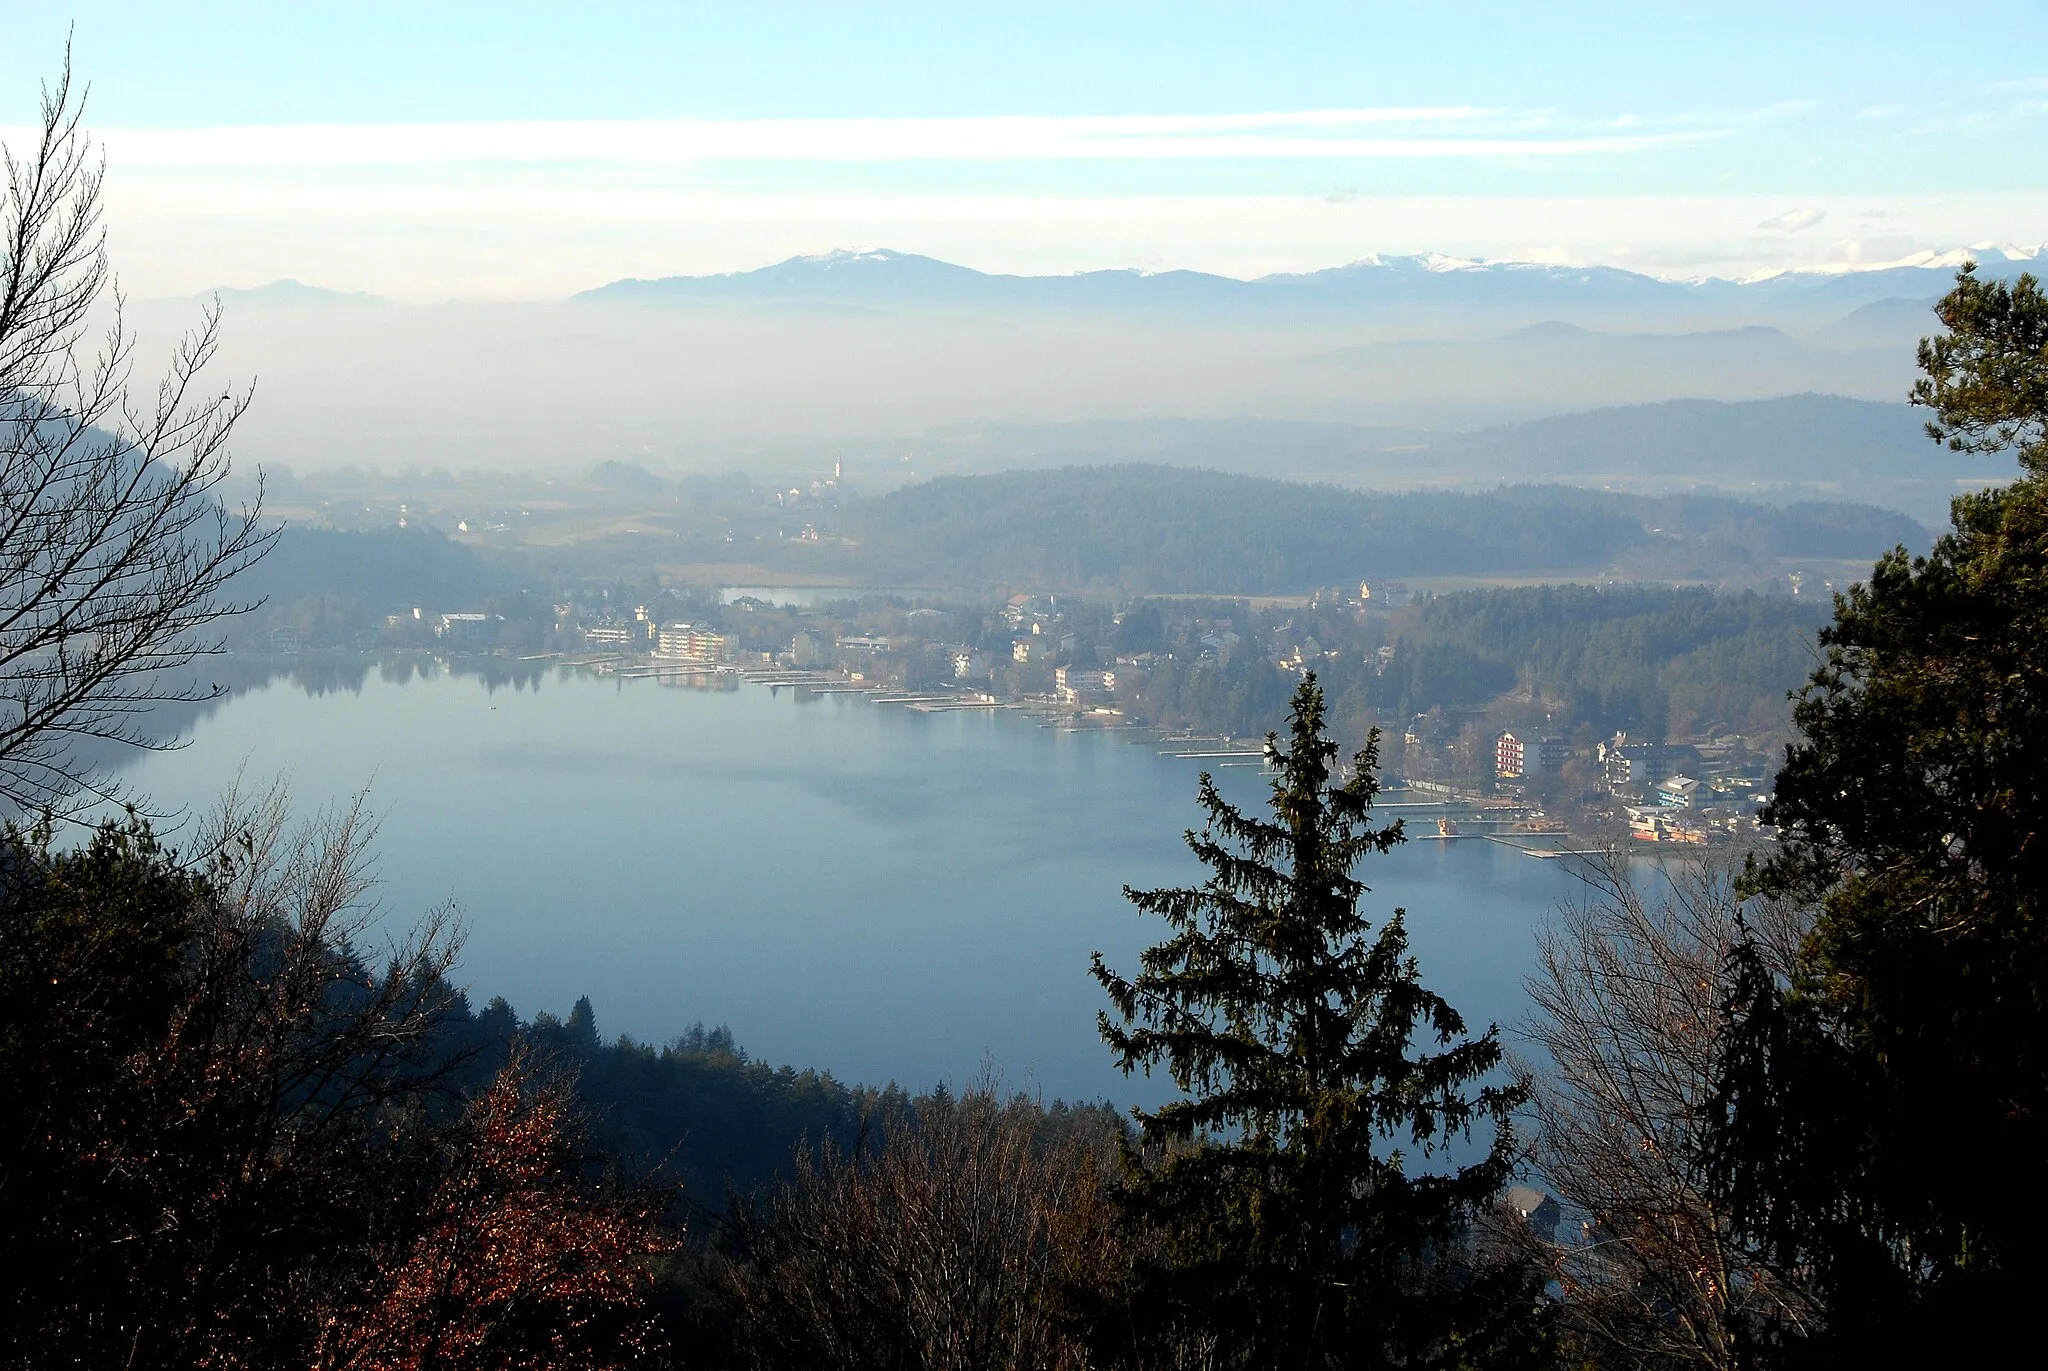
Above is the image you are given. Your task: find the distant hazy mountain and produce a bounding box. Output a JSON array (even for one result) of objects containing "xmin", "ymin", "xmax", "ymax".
[
  {"xmin": 577, "ymin": 245, "xmax": 2040, "ymax": 333},
  {"xmin": 166, "ymin": 279, "xmax": 387, "ymax": 307},
  {"xmin": 578, "ymin": 248, "xmax": 1263, "ymax": 309},
  {"xmin": 1436, "ymin": 395, "xmax": 1928, "ymax": 481},
  {"xmin": 907, "ymin": 395, "xmax": 2001, "ymax": 523},
  {"xmin": 1304, "ymin": 319, "xmax": 1809, "ymax": 361},
  {"xmin": 1293, "ymin": 320, "xmax": 1907, "ymax": 416},
  {"xmin": 1431, "ymin": 394, "xmax": 2004, "ymax": 521},
  {"xmin": 586, "ymin": 459, "xmax": 668, "ymax": 494},
  {"xmin": 1808, "ymin": 297, "xmax": 1944, "ymax": 352},
  {"xmin": 121, "ymin": 252, "xmax": 2023, "ymax": 471}
]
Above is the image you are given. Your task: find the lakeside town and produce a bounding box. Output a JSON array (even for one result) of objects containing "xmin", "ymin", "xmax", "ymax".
[{"xmin": 258, "ymin": 578, "xmax": 1777, "ymax": 853}]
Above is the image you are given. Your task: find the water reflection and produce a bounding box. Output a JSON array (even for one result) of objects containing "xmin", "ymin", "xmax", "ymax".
[
  {"xmin": 204, "ymin": 651, "xmax": 560, "ymax": 700},
  {"xmin": 106, "ymin": 666, "xmax": 1585, "ymax": 1103}
]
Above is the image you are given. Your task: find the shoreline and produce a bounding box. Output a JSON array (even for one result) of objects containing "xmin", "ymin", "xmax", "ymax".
[{"xmin": 229, "ymin": 646, "xmax": 1759, "ymax": 857}]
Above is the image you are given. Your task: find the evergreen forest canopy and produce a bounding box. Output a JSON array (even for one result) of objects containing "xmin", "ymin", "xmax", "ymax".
[
  {"xmin": 823, "ymin": 467, "xmax": 1926, "ymax": 593},
  {"xmin": 249, "ymin": 525, "xmax": 507, "ymax": 612},
  {"xmin": 1379, "ymin": 584, "xmax": 1832, "ymax": 738},
  {"xmin": 1107, "ymin": 583, "xmax": 1832, "ymax": 746},
  {"xmin": 1705, "ymin": 263, "xmax": 2048, "ymax": 1363},
  {"xmin": 838, "ymin": 467, "xmax": 1634, "ymax": 589}
]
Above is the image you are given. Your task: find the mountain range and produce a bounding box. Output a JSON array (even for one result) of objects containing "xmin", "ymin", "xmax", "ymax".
[
  {"xmin": 900, "ymin": 395, "xmax": 2002, "ymax": 524},
  {"xmin": 184, "ymin": 244, "xmax": 2041, "ymax": 329},
  {"xmin": 573, "ymin": 245, "xmax": 2043, "ymax": 331},
  {"xmin": 133, "ymin": 249, "xmax": 2035, "ymax": 473}
]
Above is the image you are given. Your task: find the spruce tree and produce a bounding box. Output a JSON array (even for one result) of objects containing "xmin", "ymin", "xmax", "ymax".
[
  {"xmin": 1713, "ymin": 266, "xmax": 2048, "ymax": 1363},
  {"xmin": 1091, "ymin": 676, "xmax": 1538, "ymax": 1370}
]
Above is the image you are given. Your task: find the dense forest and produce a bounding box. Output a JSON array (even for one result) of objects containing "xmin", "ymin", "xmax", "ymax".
[
  {"xmin": 1379, "ymin": 584, "xmax": 1829, "ymax": 738},
  {"xmin": 828, "ymin": 466, "xmax": 1927, "ymax": 592},
  {"xmin": 248, "ymin": 526, "xmax": 507, "ymax": 610},
  {"xmin": 490, "ymin": 1003, "xmax": 877, "ymax": 1208},
  {"xmin": 836, "ymin": 466, "xmax": 1645, "ymax": 589},
  {"xmin": 237, "ymin": 465, "xmax": 1929, "ymax": 623},
  {"xmin": 1125, "ymin": 584, "xmax": 1832, "ymax": 747}
]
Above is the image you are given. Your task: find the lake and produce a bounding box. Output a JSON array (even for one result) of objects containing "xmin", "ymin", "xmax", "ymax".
[{"xmin": 113, "ymin": 658, "xmax": 1589, "ymax": 1104}]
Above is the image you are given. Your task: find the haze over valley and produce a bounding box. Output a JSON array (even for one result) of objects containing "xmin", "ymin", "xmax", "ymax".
[
  {"xmin": 7, "ymin": 5, "xmax": 2048, "ymax": 1363},
  {"xmin": 135, "ymin": 247, "xmax": 2034, "ymax": 500}
]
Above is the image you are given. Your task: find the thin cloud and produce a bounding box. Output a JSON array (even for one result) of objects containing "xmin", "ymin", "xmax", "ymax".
[
  {"xmin": 48, "ymin": 110, "xmax": 1722, "ymax": 168},
  {"xmin": 1759, "ymin": 207, "xmax": 1826, "ymax": 232}
]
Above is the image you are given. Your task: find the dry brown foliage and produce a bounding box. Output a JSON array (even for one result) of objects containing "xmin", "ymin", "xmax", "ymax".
[
  {"xmin": 1, "ymin": 783, "xmax": 674, "ymax": 1369},
  {"xmin": 713, "ymin": 1085, "xmax": 1126, "ymax": 1371},
  {"xmin": 1518, "ymin": 849, "xmax": 1819, "ymax": 1369},
  {"xmin": 316, "ymin": 1053, "xmax": 676, "ymax": 1371}
]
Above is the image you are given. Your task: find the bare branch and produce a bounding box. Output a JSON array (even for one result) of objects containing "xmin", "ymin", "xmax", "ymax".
[
  {"xmin": 1518, "ymin": 849, "xmax": 1820, "ymax": 1368},
  {"xmin": 0, "ymin": 49, "xmax": 275, "ymax": 819}
]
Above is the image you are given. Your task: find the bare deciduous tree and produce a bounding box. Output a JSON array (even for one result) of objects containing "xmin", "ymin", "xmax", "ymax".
[
  {"xmin": 4, "ymin": 778, "xmax": 682, "ymax": 1367},
  {"xmin": 714, "ymin": 1085, "xmax": 1123, "ymax": 1371},
  {"xmin": 0, "ymin": 51, "xmax": 273, "ymax": 816},
  {"xmin": 1518, "ymin": 851, "xmax": 1818, "ymax": 1369},
  {"xmin": 1, "ymin": 780, "xmax": 463, "ymax": 1364}
]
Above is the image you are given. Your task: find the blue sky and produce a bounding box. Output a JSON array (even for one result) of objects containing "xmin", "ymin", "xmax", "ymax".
[{"xmin": 3, "ymin": 2, "xmax": 2044, "ymax": 297}]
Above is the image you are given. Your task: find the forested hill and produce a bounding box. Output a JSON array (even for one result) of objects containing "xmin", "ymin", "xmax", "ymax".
[
  {"xmin": 828, "ymin": 465, "xmax": 1928, "ymax": 593},
  {"xmin": 239, "ymin": 526, "xmax": 506, "ymax": 611}
]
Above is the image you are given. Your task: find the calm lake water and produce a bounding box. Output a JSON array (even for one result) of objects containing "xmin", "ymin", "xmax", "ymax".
[{"xmin": 115, "ymin": 660, "xmax": 1587, "ymax": 1104}]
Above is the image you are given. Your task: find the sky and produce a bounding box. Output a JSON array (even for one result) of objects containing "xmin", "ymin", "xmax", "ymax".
[{"xmin": 2, "ymin": 1, "xmax": 2046, "ymax": 300}]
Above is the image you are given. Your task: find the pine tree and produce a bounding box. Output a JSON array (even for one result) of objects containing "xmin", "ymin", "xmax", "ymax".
[
  {"xmin": 1090, "ymin": 675, "xmax": 1539, "ymax": 1370},
  {"xmin": 1712, "ymin": 266, "xmax": 2048, "ymax": 1363},
  {"xmin": 566, "ymin": 995, "xmax": 602, "ymax": 1054}
]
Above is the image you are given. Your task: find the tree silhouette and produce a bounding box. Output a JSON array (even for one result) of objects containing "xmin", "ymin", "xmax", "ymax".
[
  {"xmin": 1712, "ymin": 266, "xmax": 2048, "ymax": 1363},
  {"xmin": 1092, "ymin": 674, "xmax": 1541, "ymax": 1370},
  {"xmin": 0, "ymin": 52, "xmax": 274, "ymax": 816}
]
